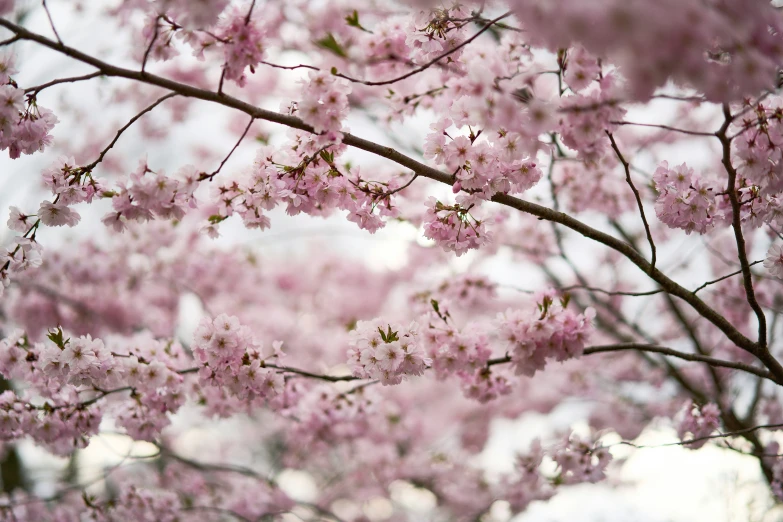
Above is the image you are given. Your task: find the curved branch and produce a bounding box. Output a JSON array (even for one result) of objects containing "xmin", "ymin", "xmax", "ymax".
[
  {"xmin": 333, "ymin": 12, "xmax": 512, "ymax": 86},
  {"xmin": 606, "ymin": 131, "xmax": 656, "ymax": 270},
  {"xmin": 717, "ymin": 103, "xmax": 767, "ymax": 347},
  {"xmin": 24, "ymin": 72, "xmax": 103, "ymax": 95},
  {"xmin": 583, "ymin": 344, "xmax": 772, "ymax": 381},
  {"xmin": 487, "ymin": 343, "xmax": 774, "ymax": 382},
  {"xmin": 82, "ymin": 92, "xmax": 178, "ymax": 172}
]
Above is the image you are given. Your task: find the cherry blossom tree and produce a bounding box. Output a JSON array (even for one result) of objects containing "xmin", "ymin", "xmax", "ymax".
[{"xmin": 1, "ymin": 0, "xmax": 783, "ymax": 520}]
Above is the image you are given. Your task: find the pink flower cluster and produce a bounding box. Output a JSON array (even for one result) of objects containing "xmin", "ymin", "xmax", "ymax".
[
  {"xmin": 347, "ymin": 318, "xmax": 430, "ymax": 385},
  {"xmin": 423, "ymin": 196, "xmax": 492, "ymax": 255},
  {"xmin": 208, "ymin": 141, "xmax": 405, "ymax": 237},
  {"xmin": 1, "ymin": 237, "xmax": 42, "ymax": 297},
  {"xmin": 297, "ymin": 71, "xmax": 352, "ymax": 138},
  {"xmin": 0, "ymin": 328, "xmax": 189, "ymax": 449},
  {"xmin": 461, "ymin": 367, "xmax": 512, "ymax": 404},
  {"xmin": 192, "ymin": 314, "xmax": 285, "ymax": 400},
  {"xmin": 216, "ymin": 6, "xmax": 267, "ymax": 86},
  {"xmin": 0, "ymin": 389, "xmax": 101, "ymax": 455},
  {"xmin": 676, "ymin": 400, "xmax": 720, "ymax": 449},
  {"xmin": 503, "ymin": 440, "xmax": 554, "ymax": 512},
  {"xmin": 552, "ymin": 433, "xmax": 613, "ymax": 484},
  {"xmin": 735, "ymin": 118, "xmax": 783, "ymax": 198},
  {"xmin": 423, "ymin": 119, "xmax": 542, "ymax": 198},
  {"xmin": 0, "ymin": 85, "xmax": 57, "ymax": 159},
  {"xmin": 37, "ymin": 333, "xmax": 117, "ymax": 388},
  {"xmin": 558, "ymin": 74, "xmax": 626, "ymax": 160},
  {"xmin": 427, "ymin": 325, "xmax": 491, "ymax": 377},
  {"xmin": 0, "ymin": 53, "xmax": 16, "ymax": 85},
  {"xmin": 405, "ymin": 7, "xmax": 470, "ymax": 64},
  {"xmin": 563, "ymin": 47, "xmax": 601, "ymax": 92},
  {"xmin": 109, "ymin": 486, "xmax": 180, "ymax": 522},
  {"xmin": 653, "ymin": 161, "xmax": 719, "ymax": 235},
  {"xmin": 498, "ymin": 296, "xmax": 595, "ymax": 377},
  {"xmin": 102, "ymin": 161, "xmax": 199, "ymax": 232}
]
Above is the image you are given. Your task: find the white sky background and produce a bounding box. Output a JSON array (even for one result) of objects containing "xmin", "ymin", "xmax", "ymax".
[{"xmin": 0, "ymin": 1, "xmax": 781, "ymax": 521}]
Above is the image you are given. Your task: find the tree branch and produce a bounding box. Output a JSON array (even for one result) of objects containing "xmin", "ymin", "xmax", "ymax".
[
  {"xmin": 717, "ymin": 103, "xmax": 768, "ymax": 348},
  {"xmin": 606, "ymin": 131, "xmax": 657, "ymax": 271},
  {"xmin": 81, "ymin": 92, "xmax": 178, "ymax": 172},
  {"xmin": 487, "ymin": 343, "xmax": 774, "ymax": 382}
]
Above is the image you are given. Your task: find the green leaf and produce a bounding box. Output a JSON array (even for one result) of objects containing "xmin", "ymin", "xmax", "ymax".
[
  {"xmin": 386, "ymin": 325, "xmax": 399, "ymax": 342},
  {"xmin": 208, "ymin": 215, "xmax": 227, "ymax": 224},
  {"xmin": 316, "ymin": 33, "xmax": 347, "ymax": 58},
  {"xmin": 319, "ymin": 150, "xmax": 334, "ymax": 163},
  {"xmin": 47, "ymin": 327, "xmax": 69, "ymax": 350},
  {"xmin": 345, "ymin": 10, "xmax": 372, "ymax": 33}
]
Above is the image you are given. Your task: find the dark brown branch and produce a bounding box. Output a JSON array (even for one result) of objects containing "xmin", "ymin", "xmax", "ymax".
[
  {"xmin": 717, "ymin": 103, "xmax": 767, "ymax": 348},
  {"xmin": 259, "ymin": 60, "xmax": 320, "ymax": 72},
  {"xmin": 24, "ymin": 71, "xmax": 103, "ymax": 95},
  {"xmin": 264, "ymin": 363, "xmax": 359, "ymax": 382},
  {"xmin": 587, "ymin": 344, "xmax": 772, "ymax": 380},
  {"xmin": 487, "ymin": 343, "xmax": 774, "ymax": 381}
]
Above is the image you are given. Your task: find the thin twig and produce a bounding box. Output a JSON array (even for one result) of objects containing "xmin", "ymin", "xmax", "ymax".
[
  {"xmin": 25, "ymin": 72, "xmax": 102, "ymax": 95},
  {"xmin": 0, "ymin": 36, "xmax": 19, "ymax": 46},
  {"xmin": 615, "ymin": 421, "xmax": 783, "ymax": 450},
  {"xmin": 692, "ymin": 260, "xmax": 763, "ymax": 294},
  {"xmin": 200, "ymin": 116, "xmax": 255, "ymax": 181},
  {"xmin": 41, "ymin": 0, "xmax": 63, "ymax": 45},
  {"xmin": 333, "ymin": 12, "xmax": 512, "ymax": 86},
  {"xmin": 82, "ymin": 92, "xmax": 177, "ymax": 171},
  {"xmin": 140, "ymin": 15, "xmax": 161, "ymax": 73},
  {"xmin": 487, "ymin": 343, "xmax": 774, "ymax": 382},
  {"xmin": 610, "ymin": 120, "xmax": 716, "ymax": 137},
  {"xmin": 607, "ymin": 131, "xmax": 657, "ymax": 271},
  {"xmin": 264, "ymin": 363, "xmax": 359, "ymax": 382}
]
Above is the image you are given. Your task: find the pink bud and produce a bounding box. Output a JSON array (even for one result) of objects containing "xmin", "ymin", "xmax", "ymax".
[{"xmin": 452, "ymin": 182, "xmax": 462, "ymax": 193}]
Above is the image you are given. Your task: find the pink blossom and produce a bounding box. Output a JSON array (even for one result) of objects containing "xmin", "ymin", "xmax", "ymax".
[
  {"xmin": 764, "ymin": 244, "xmax": 783, "ymax": 278},
  {"xmin": 37, "ymin": 200, "xmax": 81, "ymax": 227}
]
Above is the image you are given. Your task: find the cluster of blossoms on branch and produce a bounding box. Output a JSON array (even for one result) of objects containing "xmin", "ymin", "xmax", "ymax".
[
  {"xmin": 675, "ymin": 400, "xmax": 721, "ymax": 449},
  {"xmin": 347, "ymin": 318, "xmax": 430, "ymax": 385},
  {"xmin": 192, "ymin": 313, "xmax": 285, "ymax": 399},
  {"xmin": 499, "ymin": 295, "xmax": 595, "ymax": 377},
  {"xmin": 0, "ymin": 81, "xmax": 57, "ymax": 160}
]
